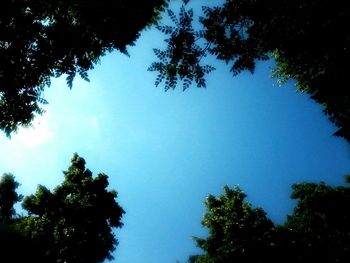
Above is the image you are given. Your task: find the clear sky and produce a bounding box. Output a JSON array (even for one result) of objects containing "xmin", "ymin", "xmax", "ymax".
[{"xmin": 1, "ymin": 2, "xmax": 350, "ymax": 263}]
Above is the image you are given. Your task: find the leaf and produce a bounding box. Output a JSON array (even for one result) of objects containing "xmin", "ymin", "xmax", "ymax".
[
  {"xmin": 156, "ymin": 25, "xmax": 175, "ymax": 35},
  {"xmin": 155, "ymin": 74, "xmax": 165, "ymax": 87},
  {"xmin": 188, "ymin": 8, "xmax": 193, "ymax": 18},
  {"xmin": 147, "ymin": 62, "xmax": 164, "ymax": 72},
  {"xmin": 167, "ymin": 9, "xmax": 178, "ymax": 26},
  {"xmin": 79, "ymin": 70, "xmax": 90, "ymax": 82},
  {"xmin": 201, "ymin": 6, "xmax": 211, "ymax": 16},
  {"xmin": 37, "ymin": 97, "xmax": 48, "ymax": 105},
  {"xmin": 203, "ymin": 65, "xmax": 216, "ymax": 74},
  {"xmin": 183, "ymin": 77, "xmax": 192, "ymax": 91},
  {"xmin": 66, "ymin": 71, "xmax": 76, "ymax": 89}
]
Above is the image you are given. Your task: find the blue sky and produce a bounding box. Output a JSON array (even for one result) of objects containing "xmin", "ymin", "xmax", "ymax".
[{"xmin": 1, "ymin": 1, "xmax": 350, "ymax": 263}]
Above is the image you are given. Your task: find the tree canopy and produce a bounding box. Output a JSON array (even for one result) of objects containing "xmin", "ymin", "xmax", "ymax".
[
  {"xmin": 189, "ymin": 186, "xmax": 275, "ymax": 263},
  {"xmin": 189, "ymin": 177, "xmax": 350, "ymax": 263},
  {"xmin": 0, "ymin": 153, "xmax": 124, "ymax": 263},
  {"xmin": 150, "ymin": 0, "xmax": 350, "ymax": 143},
  {"xmin": 0, "ymin": 0, "xmax": 167, "ymax": 135},
  {"xmin": 0, "ymin": 173, "xmax": 22, "ymax": 224}
]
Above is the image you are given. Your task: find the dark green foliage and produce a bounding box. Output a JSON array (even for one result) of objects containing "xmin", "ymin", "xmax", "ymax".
[
  {"xmin": 283, "ymin": 181, "xmax": 350, "ymax": 262},
  {"xmin": 190, "ymin": 179, "xmax": 350, "ymax": 263},
  {"xmin": 20, "ymin": 153, "xmax": 125, "ymax": 263},
  {"xmin": 191, "ymin": 186, "xmax": 276, "ymax": 263},
  {"xmin": 151, "ymin": 0, "xmax": 350, "ymax": 142},
  {"xmin": 0, "ymin": 0, "xmax": 167, "ymax": 135},
  {"xmin": 0, "ymin": 224, "xmax": 44, "ymax": 263},
  {"xmin": 0, "ymin": 174, "xmax": 22, "ymax": 223},
  {"xmin": 0, "ymin": 154, "xmax": 124, "ymax": 263},
  {"xmin": 0, "ymin": 174, "xmax": 42, "ymax": 262}
]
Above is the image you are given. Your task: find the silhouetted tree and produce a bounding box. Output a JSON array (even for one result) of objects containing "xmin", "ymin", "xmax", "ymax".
[
  {"xmin": 283, "ymin": 176, "xmax": 350, "ymax": 262},
  {"xmin": 150, "ymin": 0, "xmax": 350, "ymax": 142},
  {"xmin": 189, "ymin": 178, "xmax": 350, "ymax": 263},
  {"xmin": 0, "ymin": 174, "xmax": 42, "ymax": 262},
  {"xmin": 19, "ymin": 153, "xmax": 125, "ymax": 263},
  {"xmin": 0, "ymin": 173, "xmax": 22, "ymax": 223},
  {"xmin": 0, "ymin": 0, "xmax": 167, "ymax": 135}
]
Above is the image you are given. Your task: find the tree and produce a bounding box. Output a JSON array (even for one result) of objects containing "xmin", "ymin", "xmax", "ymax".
[
  {"xmin": 0, "ymin": 0, "xmax": 167, "ymax": 135},
  {"xmin": 283, "ymin": 177, "xmax": 350, "ymax": 262},
  {"xmin": 18, "ymin": 153, "xmax": 125, "ymax": 263},
  {"xmin": 150, "ymin": 0, "xmax": 350, "ymax": 143},
  {"xmin": 0, "ymin": 173, "xmax": 22, "ymax": 224},
  {"xmin": 190, "ymin": 186, "xmax": 276, "ymax": 263},
  {"xmin": 189, "ymin": 178, "xmax": 350, "ymax": 263},
  {"xmin": 0, "ymin": 174, "xmax": 41, "ymax": 263}
]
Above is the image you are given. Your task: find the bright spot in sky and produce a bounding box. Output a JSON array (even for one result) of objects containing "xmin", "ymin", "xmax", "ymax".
[{"xmin": 12, "ymin": 114, "xmax": 54, "ymax": 148}]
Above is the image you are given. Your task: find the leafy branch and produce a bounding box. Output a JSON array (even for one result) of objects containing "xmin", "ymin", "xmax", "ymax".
[{"xmin": 149, "ymin": 0, "xmax": 215, "ymax": 91}]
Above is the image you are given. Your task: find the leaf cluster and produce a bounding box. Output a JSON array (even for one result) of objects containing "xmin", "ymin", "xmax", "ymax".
[
  {"xmin": 151, "ymin": 0, "xmax": 350, "ymax": 143},
  {"xmin": 0, "ymin": 0, "xmax": 167, "ymax": 135},
  {"xmin": 148, "ymin": 0, "xmax": 215, "ymax": 91}
]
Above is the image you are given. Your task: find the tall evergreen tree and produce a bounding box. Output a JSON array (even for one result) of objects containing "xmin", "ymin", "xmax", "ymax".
[{"xmin": 19, "ymin": 153, "xmax": 125, "ymax": 263}]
